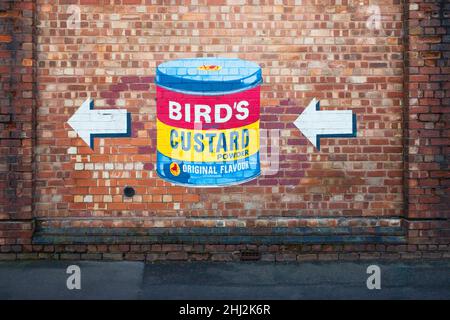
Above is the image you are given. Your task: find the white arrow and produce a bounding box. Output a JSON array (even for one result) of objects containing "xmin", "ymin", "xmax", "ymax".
[
  {"xmin": 293, "ymin": 98, "xmax": 356, "ymax": 150},
  {"xmin": 67, "ymin": 98, "xmax": 130, "ymax": 149}
]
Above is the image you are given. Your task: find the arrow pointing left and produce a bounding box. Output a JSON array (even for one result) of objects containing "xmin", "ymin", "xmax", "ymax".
[
  {"xmin": 293, "ymin": 98, "xmax": 357, "ymax": 150},
  {"xmin": 67, "ymin": 98, "xmax": 131, "ymax": 149}
]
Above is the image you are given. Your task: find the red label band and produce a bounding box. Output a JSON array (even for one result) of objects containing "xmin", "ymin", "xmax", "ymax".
[{"xmin": 156, "ymin": 86, "xmax": 260, "ymax": 130}]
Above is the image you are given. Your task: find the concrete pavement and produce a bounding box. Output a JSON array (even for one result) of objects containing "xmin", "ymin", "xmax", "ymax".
[{"xmin": 0, "ymin": 260, "xmax": 449, "ymax": 299}]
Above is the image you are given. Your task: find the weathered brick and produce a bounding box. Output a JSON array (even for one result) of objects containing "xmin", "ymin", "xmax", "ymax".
[
  {"xmin": 166, "ymin": 252, "xmax": 188, "ymax": 261},
  {"xmin": 0, "ymin": 0, "xmax": 448, "ymax": 261},
  {"xmin": 102, "ymin": 253, "xmax": 124, "ymax": 261}
]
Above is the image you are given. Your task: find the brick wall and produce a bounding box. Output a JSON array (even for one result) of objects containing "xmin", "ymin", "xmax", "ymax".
[
  {"xmin": 405, "ymin": 0, "xmax": 450, "ymax": 245},
  {"xmin": 0, "ymin": 0, "xmax": 35, "ymax": 246},
  {"xmin": 34, "ymin": 0, "xmax": 404, "ymax": 221},
  {"xmin": 0, "ymin": 0, "xmax": 449, "ymax": 261}
]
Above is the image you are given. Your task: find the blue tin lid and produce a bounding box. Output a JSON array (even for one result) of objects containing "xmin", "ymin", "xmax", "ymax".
[{"xmin": 156, "ymin": 57, "xmax": 262, "ymax": 94}]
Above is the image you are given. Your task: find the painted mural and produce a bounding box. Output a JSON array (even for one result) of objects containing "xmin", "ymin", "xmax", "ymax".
[
  {"xmin": 66, "ymin": 57, "xmax": 358, "ymax": 189},
  {"xmin": 155, "ymin": 58, "xmax": 262, "ymax": 187}
]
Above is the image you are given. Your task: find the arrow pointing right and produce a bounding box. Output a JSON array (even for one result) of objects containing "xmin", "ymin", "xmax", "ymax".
[{"xmin": 293, "ymin": 98, "xmax": 357, "ymax": 150}]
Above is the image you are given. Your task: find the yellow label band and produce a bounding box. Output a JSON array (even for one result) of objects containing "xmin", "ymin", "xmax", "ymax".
[{"xmin": 157, "ymin": 120, "xmax": 260, "ymax": 162}]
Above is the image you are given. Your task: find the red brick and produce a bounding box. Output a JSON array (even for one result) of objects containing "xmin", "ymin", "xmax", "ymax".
[{"xmin": 0, "ymin": 0, "xmax": 448, "ymax": 260}]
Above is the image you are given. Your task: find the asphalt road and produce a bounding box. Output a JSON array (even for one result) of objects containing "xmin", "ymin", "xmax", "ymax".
[{"xmin": 0, "ymin": 260, "xmax": 449, "ymax": 299}]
